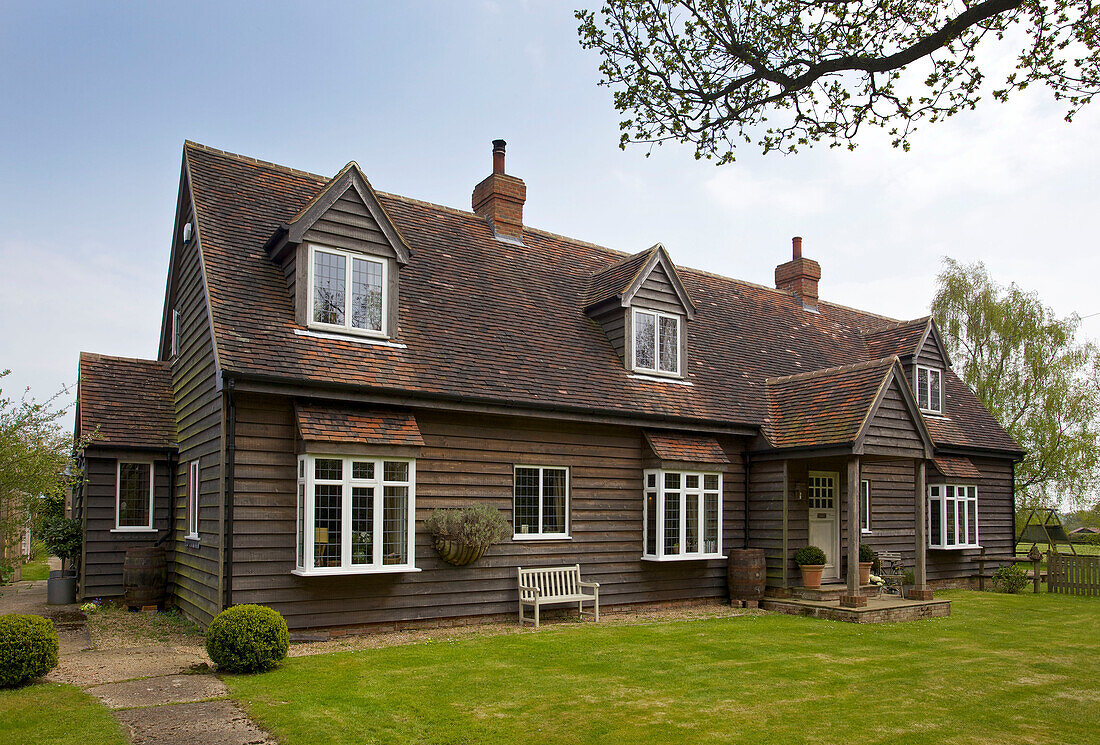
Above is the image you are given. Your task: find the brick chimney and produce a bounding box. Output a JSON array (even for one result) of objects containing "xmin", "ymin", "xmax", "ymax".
[
  {"xmin": 472, "ymin": 139, "xmax": 526, "ymax": 242},
  {"xmin": 775, "ymin": 236, "xmax": 821, "ymax": 310}
]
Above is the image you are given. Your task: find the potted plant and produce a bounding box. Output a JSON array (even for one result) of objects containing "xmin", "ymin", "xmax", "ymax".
[
  {"xmin": 425, "ymin": 504, "xmax": 509, "ymax": 566},
  {"xmin": 901, "ymin": 569, "xmax": 915, "ymax": 599},
  {"xmin": 794, "ymin": 545, "xmax": 828, "ymax": 589},
  {"xmin": 41, "ymin": 517, "xmax": 81, "ymax": 605},
  {"xmin": 859, "ymin": 544, "xmax": 875, "ymax": 586}
]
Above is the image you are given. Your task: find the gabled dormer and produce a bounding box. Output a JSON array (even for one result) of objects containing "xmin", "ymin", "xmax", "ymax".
[
  {"xmin": 265, "ymin": 162, "xmax": 411, "ymax": 340},
  {"xmin": 863, "ymin": 316, "xmax": 952, "ymax": 416},
  {"xmin": 584, "ymin": 243, "xmax": 696, "ymax": 379}
]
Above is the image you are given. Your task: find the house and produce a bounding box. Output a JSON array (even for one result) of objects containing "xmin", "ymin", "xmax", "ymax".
[
  {"xmin": 1070, "ymin": 527, "xmax": 1100, "ymax": 536},
  {"xmin": 71, "ymin": 140, "xmax": 1023, "ymax": 630}
]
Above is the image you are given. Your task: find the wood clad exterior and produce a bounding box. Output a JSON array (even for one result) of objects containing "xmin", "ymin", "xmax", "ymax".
[
  {"xmin": 163, "ymin": 183, "xmax": 223, "ymax": 626},
  {"xmin": 589, "ymin": 304, "xmax": 627, "ymax": 364},
  {"xmin": 80, "ymin": 454, "xmax": 172, "ymax": 599},
  {"xmin": 633, "ymin": 263, "xmax": 685, "ymax": 315},
  {"xmin": 227, "ymin": 392, "xmax": 747, "ymax": 630},
  {"xmin": 862, "ymin": 383, "xmax": 927, "ymax": 458}
]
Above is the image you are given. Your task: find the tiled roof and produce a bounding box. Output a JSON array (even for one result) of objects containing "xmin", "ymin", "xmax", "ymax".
[
  {"xmin": 295, "ymin": 404, "xmax": 424, "ymax": 446},
  {"xmin": 584, "ymin": 247, "xmax": 656, "ymax": 308},
  {"xmin": 932, "ymin": 456, "xmax": 982, "ymax": 479},
  {"xmin": 644, "ymin": 430, "xmax": 729, "ymax": 464},
  {"xmin": 182, "ymin": 141, "xmax": 1021, "ymax": 455},
  {"xmin": 763, "ymin": 358, "xmax": 897, "ymax": 449},
  {"xmin": 77, "ymin": 353, "xmax": 175, "ymax": 450},
  {"xmin": 862, "ymin": 317, "xmax": 930, "ymax": 359}
]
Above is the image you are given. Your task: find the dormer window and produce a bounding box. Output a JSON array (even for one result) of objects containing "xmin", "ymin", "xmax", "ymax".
[
  {"xmin": 309, "ymin": 245, "xmax": 387, "ymax": 336},
  {"xmin": 633, "ymin": 309, "xmax": 680, "ymax": 375},
  {"xmin": 916, "ymin": 365, "xmax": 942, "ymax": 414}
]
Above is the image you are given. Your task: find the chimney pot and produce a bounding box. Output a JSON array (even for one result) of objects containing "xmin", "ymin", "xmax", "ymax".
[
  {"xmin": 775, "ymin": 236, "xmax": 821, "ymax": 310},
  {"xmin": 792, "ymin": 236, "xmax": 802, "ymax": 259},
  {"xmin": 492, "ymin": 139, "xmax": 507, "ymax": 175},
  {"xmin": 473, "ymin": 139, "xmax": 526, "ymax": 242}
]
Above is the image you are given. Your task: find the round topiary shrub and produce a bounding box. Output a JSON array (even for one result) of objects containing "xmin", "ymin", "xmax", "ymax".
[
  {"xmin": 794, "ymin": 545, "xmax": 828, "ymax": 566},
  {"xmin": 0, "ymin": 614, "xmax": 60, "ymax": 688},
  {"xmin": 205, "ymin": 604, "xmax": 288, "ymax": 673},
  {"xmin": 991, "ymin": 563, "xmax": 1029, "ymax": 594},
  {"xmin": 859, "ymin": 543, "xmax": 876, "ymax": 563}
]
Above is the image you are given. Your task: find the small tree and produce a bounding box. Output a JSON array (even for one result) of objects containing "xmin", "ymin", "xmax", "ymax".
[{"xmin": 932, "ymin": 261, "xmax": 1100, "ymax": 508}]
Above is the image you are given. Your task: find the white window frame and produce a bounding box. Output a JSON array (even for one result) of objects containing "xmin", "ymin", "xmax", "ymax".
[
  {"xmin": 113, "ymin": 461, "xmax": 156, "ymax": 533},
  {"xmin": 170, "ymin": 308, "xmax": 181, "ymax": 358},
  {"xmin": 927, "ymin": 484, "xmax": 980, "ymax": 549},
  {"xmin": 293, "ymin": 454, "xmax": 418, "ymax": 576},
  {"xmin": 916, "ymin": 365, "xmax": 943, "ymax": 414},
  {"xmin": 512, "ymin": 465, "xmax": 571, "ymax": 540},
  {"xmin": 632, "ymin": 308, "xmax": 681, "ymax": 376},
  {"xmin": 307, "ymin": 244, "xmax": 388, "ymax": 338},
  {"xmin": 642, "ymin": 469, "xmax": 724, "ymax": 561},
  {"xmin": 860, "ymin": 479, "xmax": 871, "ymax": 534},
  {"xmin": 186, "ymin": 459, "xmax": 200, "ymax": 540}
]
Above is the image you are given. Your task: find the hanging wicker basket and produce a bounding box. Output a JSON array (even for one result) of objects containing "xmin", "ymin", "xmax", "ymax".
[{"xmin": 433, "ymin": 538, "xmax": 489, "ymax": 566}]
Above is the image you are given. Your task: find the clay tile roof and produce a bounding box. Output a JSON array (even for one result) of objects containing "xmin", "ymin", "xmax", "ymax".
[
  {"xmin": 932, "ymin": 455, "xmax": 982, "ymax": 479},
  {"xmin": 77, "ymin": 353, "xmax": 175, "ymax": 450},
  {"xmin": 295, "ymin": 403, "xmax": 425, "ymax": 446},
  {"xmin": 583, "ymin": 246, "xmax": 657, "ymax": 308},
  {"xmin": 644, "ymin": 430, "xmax": 730, "ymax": 464},
  {"xmin": 862, "ymin": 317, "xmax": 930, "ymax": 359},
  {"xmin": 763, "ymin": 358, "xmax": 896, "ymax": 449}
]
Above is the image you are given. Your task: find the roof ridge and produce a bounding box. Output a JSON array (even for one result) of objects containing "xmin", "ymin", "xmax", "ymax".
[
  {"xmin": 184, "ymin": 140, "xmax": 328, "ymax": 183},
  {"xmin": 79, "ymin": 351, "xmax": 169, "ymax": 367},
  {"xmin": 861, "ymin": 315, "xmax": 931, "ymax": 335},
  {"xmin": 765, "ymin": 355, "xmax": 898, "ymax": 385}
]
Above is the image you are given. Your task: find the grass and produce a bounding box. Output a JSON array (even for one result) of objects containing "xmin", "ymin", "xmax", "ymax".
[
  {"xmin": 0, "ymin": 683, "xmax": 127, "ymax": 745},
  {"xmin": 19, "ymin": 556, "xmax": 51, "ymax": 582},
  {"xmin": 1016, "ymin": 541, "xmax": 1100, "ymax": 557},
  {"xmin": 226, "ymin": 591, "xmax": 1100, "ymax": 745}
]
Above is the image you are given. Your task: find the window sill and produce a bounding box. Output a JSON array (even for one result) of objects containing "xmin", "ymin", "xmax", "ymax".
[
  {"xmin": 920, "ymin": 410, "xmax": 946, "ymax": 418},
  {"xmin": 292, "ymin": 565, "xmax": 421, "ymax": 577},
  {"xmin": 928, "ymin": 545, "xmax": 982, "ymax": 551},
  {"xmin": 629, "ymin": 373, "xmax": 692, "ymax": 386},
  {"xmin": 513, "ymin": 534, "xmax": 572, "ymax": 542},
  {"xmin": 185, "ymin": 533, "xmax": 200, "ymax": 542},
  {"xmin": 641, "ymin": 554, "xmax": 726, "ymax": 562},
  {"xmin": 861, "ymin": 529, "xmax": 873, "ymax": 535},
  {"xmin": 110, "ymin": 527, "xmax": 157, "ymax": 534}
]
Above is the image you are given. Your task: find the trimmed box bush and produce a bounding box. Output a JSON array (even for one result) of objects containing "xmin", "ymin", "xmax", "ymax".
[
  {"xmin": 205, "ymin": 604, "xmax": 289, "ymax": 673},
  {"xmin": 0, "ymin": 613, "xmax": 60, "ymax": 688},
  {"xmin": 991, "ymin": 563, "xmax": 1029, "ymax": 594},
  {"xmin": 859, "ymin": 543, "xmax": 875, "ymax": 563},
  {"xmin": 794, "ymin": 545, "xmax": 827, "ymax": 567}
]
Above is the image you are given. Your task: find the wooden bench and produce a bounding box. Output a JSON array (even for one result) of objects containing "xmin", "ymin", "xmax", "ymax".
[{"xmin": 517, "ymin": 564, "xmax": 599, "ymax": 628}]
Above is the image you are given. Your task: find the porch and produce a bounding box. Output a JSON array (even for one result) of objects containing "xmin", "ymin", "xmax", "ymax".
[{"xmin": 762, "ymin": 582, "xmax": 950, "ymax": 623}]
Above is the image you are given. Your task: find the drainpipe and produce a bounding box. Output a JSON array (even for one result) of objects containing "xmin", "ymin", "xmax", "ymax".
[
  {"xmin": 743, "ymin": 453, "xmax": 751, "ymax": 549},
  {"xmin": 223, "ymin": 377, "xmax": 236, "ymax": 610}
]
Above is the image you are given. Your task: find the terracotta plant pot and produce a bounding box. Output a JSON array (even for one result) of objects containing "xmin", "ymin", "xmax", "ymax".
[
  {"xmin": 433, "ymin": 538, "xmax": 488, "ymax": 566},
  {"xmin": 859, "ymin": 561, "xmax": 873, "ymax": 586},
  {"xmin": 799, "ymin": 564, "xmax": 825, "ymax": 589}
]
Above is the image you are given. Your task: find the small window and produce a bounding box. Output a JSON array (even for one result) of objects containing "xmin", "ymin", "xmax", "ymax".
[
  {"xmin": 643, "ymin": 469, "xmax": 722, "ymax": 560},
  {"xmin": 295, "ymin": 455, "xmax": 416, "ymax": 575},
  {"xmin": 928, "ymin": 484, "xmax": 979, "ymax": 549},
  {"xmin": 916, "ymin": 365, "xmax": 943, "ymax": 414},
  {"xmin": 170, "ymin": 309, "xmax": 181, "ymax": 358},
  {"xmin": 633, "ymin": 309, "xmax": 680, "ymax": 375},
  {"xmin": 116, "ymin": 462, "xmax": 154, "ymax": 531},
  {"xmin": 514, "ymin": 466, "xmax": 569, "ymax": 538},
  {"xmin": 309, "ymin": 245, "xmax": 387, "ymax": 336},
  {"xmin": 187, "ymin": 460, "xmax": 200, "ymax": 539},
  {"xmin": 860, "ymin": 480, "xmax": 871, "ymax": 533}
]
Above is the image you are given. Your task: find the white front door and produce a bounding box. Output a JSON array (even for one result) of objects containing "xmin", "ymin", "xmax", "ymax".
[{"xmin": 807, "ymin": 471, "xmax": 840, "ymax": 580}]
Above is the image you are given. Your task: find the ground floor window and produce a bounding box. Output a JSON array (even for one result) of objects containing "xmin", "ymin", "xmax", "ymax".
[
  {"xmin": 116, "ymin": 461, "xmax": 154, "ymax": 531},
  {"xmin": 295, "ymin": 455, "xmax": 417, "ymax": 575},
  {"xmin": 643, "ymin": 469, "xmax": 722, "ymax": 560},
  {"xmin": 860, "ymin": 479, "xmax": 871, "ymax": 533},
  {"xmin": 513, "ymin": 466, "xmax": 569, "ymax": 538},
  {"xmin": 928, "ymin": 484, "xmax": 978, "ymax": 549}
]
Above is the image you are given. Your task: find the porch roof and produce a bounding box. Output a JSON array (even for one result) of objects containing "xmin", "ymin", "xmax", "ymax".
[
  {"xmin": 932, "ymin": 455, "xmax": 981, "ymax": 479},
  {"xmin": 77, "ymin": 352, "xmax": 176, "ymax": 450},
  {"xmin": 643, "ymin": 430, "xmax": 729, "ymax": 464},
  {"xmin": 295, "ymin": 403, "xmax": 425, "ymax": 446}
]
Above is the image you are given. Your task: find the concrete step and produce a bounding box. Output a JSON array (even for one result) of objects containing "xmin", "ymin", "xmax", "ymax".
[{"xmin": 793, "ymin": 584, "xmax": 880, "ymax": 601}]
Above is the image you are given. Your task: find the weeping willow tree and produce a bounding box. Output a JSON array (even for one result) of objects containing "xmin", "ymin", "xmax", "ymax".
[{"xmin": 932, "ymin": 259, "xmax": 1100, "ymax": 507}]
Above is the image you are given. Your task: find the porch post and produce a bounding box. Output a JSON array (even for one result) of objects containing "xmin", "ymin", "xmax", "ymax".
[
  {"xmin": 841, "ymin": 456, "xmax": 866, "ymax": 607},
  {"xmin": 912, "ymin": 459, "xmax": 934, "ymax": 600}
]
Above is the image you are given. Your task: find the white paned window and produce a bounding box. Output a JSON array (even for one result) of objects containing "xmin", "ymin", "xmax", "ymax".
[
  {"xmin": 187, "ymin": 460, "xmax": 200, "ymax": 539},
  {"xmin": 916, "ymin": 365, "xmax": 943, "ymax": 414},
  {"xmin": 633, "ymin": 309, "xmax": 680, "ymax": 375},
  {"xmin": 116, "ymin": 462, "xmax": 154, "ymax": 531},
  {"xmin": 860, "ymin": 479, "xmax": 871, "ymax": 533},
  {"xmin": 294, "ymin": 455, "xmax": 417, "ymax": 575},
  {"xmin": 808, "ymin": 473, "xmax": 836, "ymax": 509},
  {"xmin": 928, "ymin": 484, "xmax": 979, "ymax": 549},
  {"xmin": 513, "ymin": 466, "xmax": 569, "ymax": 538},
  {"xmin": 643, "ymin": 469, "xmax": 722, "ymax": 560},
  {"xmin": 309, "ymin": 245, "xmax": 387, "ymax": 336},
  {"xmin": 171, "ymin": 308, "xmax": 181, "ymax": 357}
]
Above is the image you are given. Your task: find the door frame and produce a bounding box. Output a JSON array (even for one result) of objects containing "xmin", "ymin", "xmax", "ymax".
[{"xmin": 807, "ymin": 470, "xmax": 842, "ymax": 580}]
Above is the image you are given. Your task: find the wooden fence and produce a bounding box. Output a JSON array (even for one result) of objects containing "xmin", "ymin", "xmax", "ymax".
[{"xmin": 1047, "ymin": 552, "xmax": 1100, "ymax": 597}]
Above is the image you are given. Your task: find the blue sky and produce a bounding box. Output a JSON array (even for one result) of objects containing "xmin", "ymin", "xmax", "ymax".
[{"xmin": 2, "ymin": 1, "xmax": 1099, "ymax": 409}]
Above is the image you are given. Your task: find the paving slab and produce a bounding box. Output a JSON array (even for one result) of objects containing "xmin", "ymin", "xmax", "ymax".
[
  {"xmin": 113, "ymin": 699, "xmax": 276, "ymax": 745},
  {"xmin": 87, "ymin": 674, "xmax": 229, "ymax": 710},
  {"xmin": 59, "ymin": 626, "xmax": 94, "ymax": 654},
  {"xmin": 49, "ymin": 645, "xmax": 210, "ymax": 687}
]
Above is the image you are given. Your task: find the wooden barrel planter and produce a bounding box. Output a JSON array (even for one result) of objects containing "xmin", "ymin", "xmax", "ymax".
[
  {"xmin": 123, "ymin": 546, "xmax": 167, "ymax": 609},
  {"xmin": 727, "ymin": 548, "xmax": 767, "ymax": 601},
  {"xmin": 433, "ymin": 539, "xmax": 487, "ymax": 567}
]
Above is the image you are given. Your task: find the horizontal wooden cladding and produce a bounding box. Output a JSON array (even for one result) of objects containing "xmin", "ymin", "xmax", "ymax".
[
  {"xmin": 80, "ymin": 456, "xmax": 173, "ymax": 599},
  {"xmin": 229, "ymin": 393, "xmax": 748, "ymax": 629},
  {"xmin": 862, "ymin": 384, "xmax": 926, "ymax": 458},
  {"xmin": 634, "ymin": 263, "xmax": 685, "ymax": 316}
]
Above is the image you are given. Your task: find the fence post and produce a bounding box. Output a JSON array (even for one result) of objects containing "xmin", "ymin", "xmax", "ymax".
[
  {"xmin": 1047, "ymin": 550, "xmax": 1053, "ymax": 594},
  {"xmin": 978, "ymin": 548, "xmax": 985, "ymax": 591},
  {"xmin": 1027, "ymin": 545, "xmax": 1042, "ymax": 594}
]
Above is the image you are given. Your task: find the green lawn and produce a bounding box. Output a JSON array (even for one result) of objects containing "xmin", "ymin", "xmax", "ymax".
[
  {"xmin": 19, "ymin": 556, "xmax": 51, "ymax": 582},
  {"xmin": 0, "ymin": 684, "xmax": 127, "ymax": 745},
  {"xmin": 226, "ymin": 591, "xmax": 1100, "ymax": 745}
]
